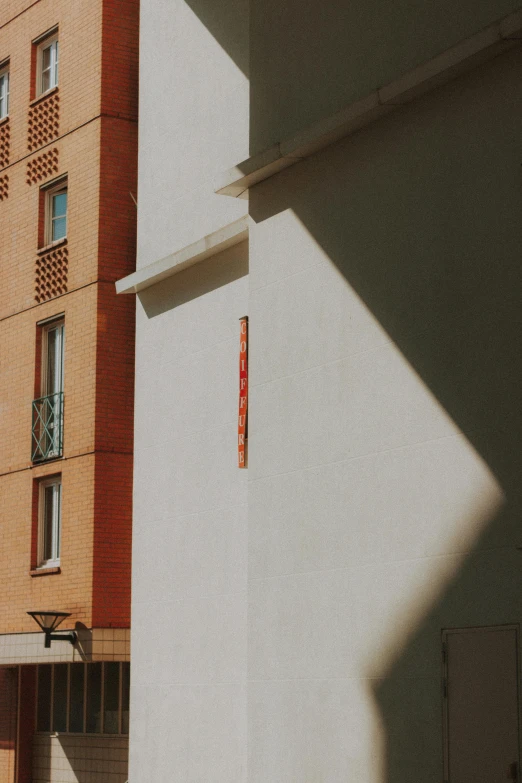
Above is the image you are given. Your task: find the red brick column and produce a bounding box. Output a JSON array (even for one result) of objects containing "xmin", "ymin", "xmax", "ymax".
[
  {"xmin": 16, "ymin": 667, "xmax": 36, "ymax": 783},
  {"xmin": 0, "ymin": 668, "xmax": 18, "ymax": 783}
]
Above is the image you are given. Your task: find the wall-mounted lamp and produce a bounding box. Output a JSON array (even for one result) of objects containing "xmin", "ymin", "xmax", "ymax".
[{"xmin": 27, "ymin": 610, "xmax": 77, "ymax": 648}]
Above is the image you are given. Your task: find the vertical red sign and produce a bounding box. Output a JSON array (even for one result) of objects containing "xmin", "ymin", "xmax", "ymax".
[{"xmin": 238, "ymin": 316, "xmax": 248, "ymax": 468}]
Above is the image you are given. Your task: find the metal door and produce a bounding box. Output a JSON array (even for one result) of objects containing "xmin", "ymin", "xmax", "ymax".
[{"xmin": 443, "ymin": 626, "xmax": 520, "ymax": 783}]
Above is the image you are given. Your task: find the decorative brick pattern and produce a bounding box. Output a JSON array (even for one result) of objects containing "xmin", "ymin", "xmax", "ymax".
[
  {"xmin": 0, "ymin": 121, "xmax": 10, "ymax": 168},
  {"xmin": 27, "ymin": 92, "xmax": 60, "ymax": 152},
  {"xmin": 35, "ymin": 245, "xmax": 68, "ymax": 302},
  {"xmin": 26, "ymin": 148, "xmax": 59, "ymax": 184},
  {"xmin": 0, "ymin": 175, "xmax": 8, "ymax": 201}
]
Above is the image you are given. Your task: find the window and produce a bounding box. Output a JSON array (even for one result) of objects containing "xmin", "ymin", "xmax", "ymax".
[
  {"xmin": 36, "ymin": 663, "xmax": 130, "ymax": 734},
  {"xmin": 42, "ymin": 319, "xmax": 64, "ymax": 398},
  {"xmin": 38, "ymin": 476, "xmax": 61, "ymax": 567},
  {"xmin": 36, "ymin": 32, "xmax": 58, "ymax": 96},
  {"xmin": 45, "ymin": 180, "xmax": 67, "ymax": 244},
  {"xmin": 0, "ymin": 64, "xmax": 9, "ymax": 119},
  {"xmin": 32, "ymin": 319, "xmax": 65, "ymax": 461}
]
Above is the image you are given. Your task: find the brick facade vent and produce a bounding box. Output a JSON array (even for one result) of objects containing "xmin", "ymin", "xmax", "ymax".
[
  {"xmin": 35, "ymin": 244, "xmax": 68, "ymax": 302},
  {"xmin": 0, "ymin": 121, "xmax": 10, "ymax": 168},
  {"xmin": 0, "ymin": 174, "xmax": 8, "ymax": 201},
  {"xmin": 27, "ymin": 148, "xmax": 59, "ymax": 184},
  {"xmin": 27, "ymin": 92, "xmax": 60, "ymax": 152}
]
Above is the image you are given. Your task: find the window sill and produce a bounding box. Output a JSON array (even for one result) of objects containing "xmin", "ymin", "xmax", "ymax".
[
  {"xmin": 30, "ymin": 86, "xmax": 58, "ymax": 108},
  {"xmin": 36, "ymin": 731, "xmax": 129, "ymax": 738},
  {"xmin": 0, "ymin": 115, "xmax": 9, "ymax": 127},
  {"xmin": 30, "ymin": 566, "xmax": 61, "ymax": 577},
  {"xmin": 31, "ymin": 453, "xmax": 64, "ymax": 465},
  {"xmin": 37, "ymin": 237, "xmax": 67, "ymax": 255}
]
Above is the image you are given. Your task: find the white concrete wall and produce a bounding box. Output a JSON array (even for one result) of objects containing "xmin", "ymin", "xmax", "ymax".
[
  {"xmin": 137, "ymin": 0, "xmax": 249, "ymax": 268},
  {"xmin": 129, "ymin": 242, "xmax": 249, "ymax": 782},
  {"xmin": 133, "ymin": 0, "xmax": 522, "ymax": 780},
  {"xmin": 132, "ymin": 2, "xmax": 250, "ymax": 779},
  {"xmin": 246, "ymin": 46, "xmax": 522, "ymax": 782}
]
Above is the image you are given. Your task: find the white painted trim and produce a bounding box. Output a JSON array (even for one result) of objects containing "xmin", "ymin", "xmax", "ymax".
[
  {"xmin": 116, "ymin": 215, "xmax": 249, "ymax": 294},
  {"xmin": 37, "ymin": 476, "xmax": 62, "ymax": 568},
  {"xmin": 43, "ymin": 179, "xmax": 67, "ymax": 245},
  {"xmin": 215, "ymin": 9, "xmax": 522, "ymax": 197},
  {"xmin": 36, "ymin": 31, "xmax": 59, "ymax": 97}
]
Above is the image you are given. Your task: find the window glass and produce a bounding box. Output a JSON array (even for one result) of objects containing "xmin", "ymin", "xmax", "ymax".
[
  {"xmin": 0, "ymin": 70, "xmax": 9, "ymax": 119},
  {"xmin": 44, "ymin": 322, "xmax": 64, "ymax": 396},
  {"xmin": 37, "ymin": 665, "xmax": 52, "ymax": 732},
  {"xmin": 52, "ymin": 664, "xmax": 67, "ymax": 732},
  {"xmin": 121, "ymin": 662, "xmax": 130, "ymax": 735},
  {"xmin": 42, "ymin": 484, "xmax": 55, "ymax": 561},
  {"xmin": 41, "ymin": 39, "xmax": 58, "ymax": 93},
  {"xmin": 85, "ymin": 663, "xmax": 102, "ymax": 733},
  {"xmin": 33, "ymin": 320, "xmax": 64, "ymax": 464},
  {"xmin": 40, "ymin": 479, "xmax": 61, "ymax": 565},
  {"xmin": 35, "ymin": 663, "xmax": 130, "ymax": 735},
  {"xmin": 51, "ymin": 191, "xmax": 67, "ymax": 241},
  {"xmin": 103, "ymin": 663, "xmax": 120, "ymax": 734},
  {"xmin": 69, "ymin": 664, "xmax": 85, "ymax": 733}
]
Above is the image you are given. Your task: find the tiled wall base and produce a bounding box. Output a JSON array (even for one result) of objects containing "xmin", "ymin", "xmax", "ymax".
[
  {"xmin": 33, "ymin": 734, "xmax": 128, "ymax": 783},
  {"xmin": 0, "ymin": 629, "xmax": 130, "ymax": 665}
]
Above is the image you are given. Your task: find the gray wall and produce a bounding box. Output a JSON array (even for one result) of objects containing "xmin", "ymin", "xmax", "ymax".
[
  {"xmin": 249, "ymin": 0, "xmax": 522, "ymax": 153},
  {"xmin": 247, "ymin": 46, "xmax": 522, "ymax": 782}
]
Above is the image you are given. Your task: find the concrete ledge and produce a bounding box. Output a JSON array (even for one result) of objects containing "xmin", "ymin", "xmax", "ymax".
[
  {"xmin": 116, "ymin": 216, "xmax": 249, "ymax": 294},
  {"xmin": 215, "ymin": 9, "xmax": 522, "ymax": 196}
]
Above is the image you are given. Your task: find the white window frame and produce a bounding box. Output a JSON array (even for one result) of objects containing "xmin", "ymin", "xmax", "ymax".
[
  {"xmin": 44, "ymin": 179, "xmax": 67, "ymax": 245},
  {"xmin": 41, "ymin": 318, "xmax": 64, "ymax": 397},
  {"xmin": 39, "ymin": 318, "xmax": 65, "ymax": 461},
  {"xmin": 36, "ymin": 31, "xmax": 58, "ymax": 97},
  {"xmin": 38, "ymin": 476, "xmax": 62, "ymax": 568},
  {"xmin": 0, "ymin": 64, "xmax": 9, "ymax": 120}
]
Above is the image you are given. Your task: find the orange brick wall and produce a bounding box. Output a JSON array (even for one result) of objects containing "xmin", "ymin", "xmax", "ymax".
[{"xmin": 0, "ymin": 0, "xmax": 137, "ymax": 636}]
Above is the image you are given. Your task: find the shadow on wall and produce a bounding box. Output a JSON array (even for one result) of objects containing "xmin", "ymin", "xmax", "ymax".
[
  {"xmin": 139, "ymin": 241, "xmax": 248, "ymax": 318},
  {"xmin": 74, "ymin": 623, "xmax": 93, "ymax": 662},
  {"xmin": 248, "ymin": 45, "xmax": 522, "ymax": 781},
  {"xmin": 183, "ymin": 0, "xmax": 249, "ymax": 77}
]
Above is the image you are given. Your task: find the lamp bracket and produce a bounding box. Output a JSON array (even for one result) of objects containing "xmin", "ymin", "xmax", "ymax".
[{"xmin": 45, "ymin": 630, "xmax": 78, "ymax": 648}]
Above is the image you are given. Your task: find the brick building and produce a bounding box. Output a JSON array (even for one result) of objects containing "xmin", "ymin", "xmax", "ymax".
[{"xmin": 0, "ymin": 1, "xmax": 138, "ymax": 781}]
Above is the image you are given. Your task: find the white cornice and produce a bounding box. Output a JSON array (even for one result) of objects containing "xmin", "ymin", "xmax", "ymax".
[
  {"xmin": 116, "ymin": 216, "xmax": 249, "ymax": 294},
  {"xmin": 215, "ymin": 9, "xmax": 522, "ymax": 197}
]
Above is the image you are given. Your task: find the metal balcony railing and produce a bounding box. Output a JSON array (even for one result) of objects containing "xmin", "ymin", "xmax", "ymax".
[{"xmin": 32, "ymin": 392, "xmax": 63, "ymax": 462}]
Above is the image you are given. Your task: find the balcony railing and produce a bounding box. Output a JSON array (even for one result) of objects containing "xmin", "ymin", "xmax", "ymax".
[{"xmin": 32, "ymin": 392, "xmax": 63, "ymax": 462}]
